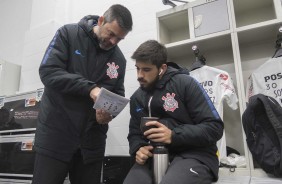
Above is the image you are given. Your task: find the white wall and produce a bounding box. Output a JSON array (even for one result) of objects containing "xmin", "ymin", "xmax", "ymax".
[
  {"xmin": 0, "ymin": 0, "xmax": 32, "ymax": 65},
  {"xmin": 0, "ymin": 0, "xmax": 188, "ymax": 155}
]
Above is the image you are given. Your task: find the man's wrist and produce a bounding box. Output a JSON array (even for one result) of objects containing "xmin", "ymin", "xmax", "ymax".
[{"xmin": 90, "ymin": 86, "xmax": 100, "ymax": 101}]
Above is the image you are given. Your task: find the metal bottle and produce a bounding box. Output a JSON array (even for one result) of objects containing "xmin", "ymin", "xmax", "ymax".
[
  {"xmin": 143, "ymin": 96, "xmax": 169, "ymax": 184},
  {"xmin": 153, "ymin": 145, "xmax": 169, "ymax": 184}
]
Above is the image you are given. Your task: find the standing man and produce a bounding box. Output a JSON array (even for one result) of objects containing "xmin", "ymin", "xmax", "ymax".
[
  {"xmin": 32, "ymin": 4, "xmax": 133, "ymax": 184},
  {"xmin": 123, "ymin": 40, "xmax": 223, "ymax": 184}
]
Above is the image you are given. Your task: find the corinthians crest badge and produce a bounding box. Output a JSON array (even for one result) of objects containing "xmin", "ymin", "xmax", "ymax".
[
  {"xmin": 106, "ymin": 62, "xmax": 119, "ymax": 79},
  {"xmin": 162, "ymin": 93, "xmax": 178, "ymax": 112}
]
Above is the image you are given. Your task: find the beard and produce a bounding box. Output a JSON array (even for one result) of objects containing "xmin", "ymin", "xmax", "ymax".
[
  {"xmin": 98, "ymin": 38, "xmax": 115, "ymax": 51},
  {"xmin": 139, "ymin": 76, "xmax": 159, "ymax": 92},
  {"xmin": 95, "ymin": 27, "xmax": 115, "ymax": 50},
  {"xmin": 98, "ymin": 39, "xmax": 115, "ymax": 50}
]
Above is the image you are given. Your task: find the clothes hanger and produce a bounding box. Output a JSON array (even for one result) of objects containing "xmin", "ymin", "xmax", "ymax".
[
  {"xmin": 189, "ymin": 45, "xmax": 206, "ymax": 71},
  {"xmin": 272, "ymin": 26, "xmax": 282, "ymax": 58},
  {"xmin": 162, "ymin": 0, "xmax": 188, "ymax": 7}
]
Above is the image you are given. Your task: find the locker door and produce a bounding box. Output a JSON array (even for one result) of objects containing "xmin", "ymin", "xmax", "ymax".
[{"xmin": 193, "ymin": 0, "xmax": 230, "ymax": 37}]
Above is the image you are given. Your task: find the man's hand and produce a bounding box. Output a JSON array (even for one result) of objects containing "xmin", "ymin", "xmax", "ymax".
[
  {"xmin": 144, "ymin": 121, "xmax": 172, "ymax": 144},
  {"xmin": 90, "ymin": 87, "xmax": 101, "ymax": 102},
  {"xmin": 96, "ymin": 109, "xmax": 113, "ymax": 124},
  {"xmin": 135, "ymin": 145, "xmax": 153, "ymax": 165}
]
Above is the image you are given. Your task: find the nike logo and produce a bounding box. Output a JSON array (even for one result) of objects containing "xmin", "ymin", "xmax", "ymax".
[
  {"xmin": 136, "ymin": 107, "xmax": 143, "ymax": 112},
  {"xmin": 190, "ymin": 168, "xmax": 199, "ymax": 175},
  {"xmin": 74, "ymin": 49, "xmax": 85, "ymax": 57}
]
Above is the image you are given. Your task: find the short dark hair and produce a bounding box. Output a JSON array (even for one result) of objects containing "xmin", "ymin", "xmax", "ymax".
[
  {"xmin": 131, "ymin": 40, "xmax": 167, "ymax": 68},
  {"xmin": 103, "ymin": 4, "xmax": 133, "ymax": 32}
]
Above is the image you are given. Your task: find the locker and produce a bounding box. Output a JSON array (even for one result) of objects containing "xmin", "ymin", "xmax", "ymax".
[
  {"xmin": 0, "ymin": 134, "xmax": 35, "ymax": 177},
  {"xmin": 0, "ymin": 90, "xmax": 42, "ymax": 133},
  {"xmin": 0, "ymin": 178, "xmax": 32, "ymax": 184},
  {"xmin": 0, "ymin": 177, "xmax": 70, "ymax": 184},
  {"xmin": 102, "ymin": 156, "xmax": 134, "ymax": 184},
  {"xmin": 193, "ymin": 0, "xmax": 230, "ymax": 37}
]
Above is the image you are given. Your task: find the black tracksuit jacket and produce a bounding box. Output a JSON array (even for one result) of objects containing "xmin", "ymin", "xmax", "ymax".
[
  {"xmin": 34, "ymin": 15, "xmax": 126, "ymax": 163},
  {"xmin": 128, "ymin": 63, "xmax": 224, "ymax": 181}
]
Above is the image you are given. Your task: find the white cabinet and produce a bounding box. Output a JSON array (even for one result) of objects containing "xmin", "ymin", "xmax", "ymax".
[
  {"xmin": 232, "ymin": 0, "xmax": 277, "ymax": 28},
  {"xmin": 156, "ymin": 0, "xmax": 282, "ymax": 181},
  {"xmin": 193, "ymin": 0, "xmax": 230, "ymax": 37},
  {"xmin": 0, "ymin": 60, "xmax": 21, "ymax": 96},
  {"xmin": 157, "ymin": 6, "xmax": 190, "ymax": 44}
]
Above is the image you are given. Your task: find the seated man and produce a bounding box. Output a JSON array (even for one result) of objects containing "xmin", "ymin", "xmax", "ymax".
[{"xmin": 123, "ymin": 40, "xmax": 224, "ymax": 184}]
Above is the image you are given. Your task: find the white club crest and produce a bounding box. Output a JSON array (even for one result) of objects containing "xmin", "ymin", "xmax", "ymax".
[
  {"xmin": 162, "ymin": 93, "xmax": 179, "ymax": 112},
  {"xmin": 107, "ymin": 62, "xmax": 119, "ymax": 79}
]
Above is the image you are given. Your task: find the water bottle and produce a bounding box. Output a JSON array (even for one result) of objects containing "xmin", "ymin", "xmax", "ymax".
[{"xmin": 153, "ymin": 145, "xmax": 169, "ymax": 184}]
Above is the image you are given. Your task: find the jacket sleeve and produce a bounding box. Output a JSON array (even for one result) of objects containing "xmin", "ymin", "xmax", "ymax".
[
  {"xmin": 169, "ymin": 76, "xmax": 224, "ymax": 151},
  {"xmin": 127, "ymin": 97, "xmax": 150, "ymax": 156},
  {"xmin": 39, "ymin": 25, "xmax": 96, "ymax": 96},
  {"xmin": 128, "ymin": 116, "xmax": 150, "ymax": 156}
]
